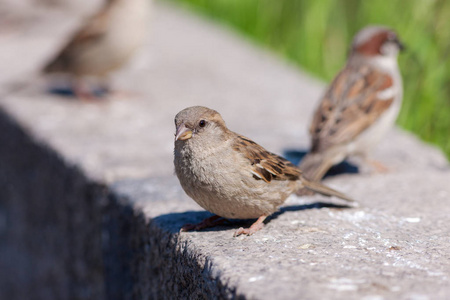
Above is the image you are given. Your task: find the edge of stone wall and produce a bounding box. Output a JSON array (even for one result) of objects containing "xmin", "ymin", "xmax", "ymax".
[{"xmin": 0, "ymin": 107, "xmax": 243, "ymax": 299}]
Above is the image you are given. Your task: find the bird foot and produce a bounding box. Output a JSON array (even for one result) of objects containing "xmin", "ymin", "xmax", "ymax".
[
  {"xmin": 180, "ymin": 215, "xmax": 225, "ymax": 232},
  {"xmin": 72, "ymin": 86, "xmax": 107, "ymax": 102},
  {"xmin": 233, "ymin": 215, "xmax": 267, "ymax": 237},
  {"xmin": 366, "ymin": 159, "xmax": 389, "ymax": 173}
]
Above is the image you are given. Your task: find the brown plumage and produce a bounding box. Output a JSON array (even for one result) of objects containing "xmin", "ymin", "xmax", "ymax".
[
  {"xmin": 43, "ymin": 0, "xmax": 150, "ymax": 99},
  {"xmin": 43, "ymin": 4, "xmax": 112, "ymax": 75},
  {"xmin": 310, "ymin": 66, "xmax": 394, "ymax": 153},
  {"xmin": 173, "ymin": 106, "xmax": 354, "ymax": 236},
  {"xmin": 299, "ymin": 26, "xmax": 404, "ymax": 182}
]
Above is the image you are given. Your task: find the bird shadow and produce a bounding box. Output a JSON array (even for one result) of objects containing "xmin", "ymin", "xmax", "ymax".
[
  {"xmin": 283, "ymin": 149, "xmax": 359, "ymax": 177},
  {"xmin": 152, "ymin": 149, "xmax": 358, "ymax": 234},
  {"xmin": 47, "ymin": 86, "xmax": 109, "ymax": 98},
  {"xmin": 153, "ymin": 202, "xmax": 352, "ymax": 234}
]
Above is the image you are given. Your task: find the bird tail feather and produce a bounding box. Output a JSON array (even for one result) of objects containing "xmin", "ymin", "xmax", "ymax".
[
  {"xmin": 301, "ymin": 177, "xmax": 355, "ymax": 203},
  {"xmin": 298, "ymin": 152, "xmax": 334, "ymax": 182}
]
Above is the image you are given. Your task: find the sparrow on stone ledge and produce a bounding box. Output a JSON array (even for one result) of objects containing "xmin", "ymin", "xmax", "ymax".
[
  {"xmin": 43, "ymin": 0, "xmax": 150, "ymax": 100},
  {"xmin": 299, "ymin": 26, "xmax": 404, "ymax": 183},
  {"xmin": 173, "ymin": 106, "xmax": 355, "ymax": 237}
]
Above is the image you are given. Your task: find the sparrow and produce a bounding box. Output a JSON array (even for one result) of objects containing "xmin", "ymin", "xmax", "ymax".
[
  {"xmin": 42, "ymin": 0, "xmax": 150, "ymax": 100},
  {"xmin": 298, "ymin": 26, "xmax": 404, "ymax": 182},
  {"xmin": 174, "ymin": 106, "xmax": 355, "ymax": 236}
]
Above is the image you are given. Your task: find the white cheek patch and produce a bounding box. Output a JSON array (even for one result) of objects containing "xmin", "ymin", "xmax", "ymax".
[
  {"xmin": 380, "ymin": 43, "xmax": 399, "ymax": 57},
  {"xmin": 377, "ymin": 86, "xmax": 396, "ymax": 100},
  {"xmin": 371, "ymin": 55, "xmax": 399, "ymax": 73},
  {"xmin": 380, "ymin": 43, "xmax": 389, "ymax": 55}
]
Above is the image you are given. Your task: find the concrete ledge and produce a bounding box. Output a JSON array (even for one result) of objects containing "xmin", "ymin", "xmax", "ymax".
[
  {"xmin": 1, "ymin": 1, "xmax": 450, "ymax": 299},
  {"xmin": 0, "ymin": 110, "xmax": 244, "ymax": 299},
  {"xmin": 0, "ymin": 110, "xmax": 106, "ymax": 299},
  {"xmin": 103, "ymin": 189, "xmax": 244, "ymax": 299}
]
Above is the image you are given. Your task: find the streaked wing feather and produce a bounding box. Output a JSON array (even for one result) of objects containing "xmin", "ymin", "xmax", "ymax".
[
  {"xmin": 310, "ymin": 64, "xmax": 395, "ymax": 152},
  {"xmin": 233, "ymin": 135, "xmax": 301, "ymax": 183}
]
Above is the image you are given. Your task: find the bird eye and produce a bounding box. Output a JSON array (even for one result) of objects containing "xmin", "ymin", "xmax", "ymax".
[
  {"xmin": 387, "ymin": 33, "xmax": 397, "ymax": 42},
  {"xmin": 199, "ymin": 120, "xmax": 206, "ymax": 127}
]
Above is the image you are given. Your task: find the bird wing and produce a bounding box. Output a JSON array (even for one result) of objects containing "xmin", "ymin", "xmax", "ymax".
[
  {"xmin": 232, "ymin": 135, "xmax": 301, "ymax": 183},
  {"xmin": 43, "ymin": 5, "xmax": 111, "ymax": 72},
  {"xmin": 69, "ymin": 8, "xmax": 111, "ymax": 44},
  {"xmin": 309, "ymin": 64, "xmax": 395, "ymax": 153}
]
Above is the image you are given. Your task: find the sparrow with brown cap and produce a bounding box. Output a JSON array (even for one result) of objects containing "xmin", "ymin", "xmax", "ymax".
[{"xmin": 299, "ymin": 26, "xmax": 404, "ymax": 182}]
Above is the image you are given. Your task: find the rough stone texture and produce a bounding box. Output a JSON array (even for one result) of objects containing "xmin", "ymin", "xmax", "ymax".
[
  {"xmin": 113, "ymin": 170, "xmax": 450, "ymax": 300},
  {"xmin": 102, "ymin": 192, "xmax": 245, "ymax": 300},
  {"xmin": 1, "ymin": 1, "xmax": 450, "ymax": 299},
  {"xmin": 0, "ymin": 110, "xmax": 106, "ymax": 300}
]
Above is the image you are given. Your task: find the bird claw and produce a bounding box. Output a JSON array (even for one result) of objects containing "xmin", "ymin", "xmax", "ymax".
[
  {"xmin": 367, "ymin": 159, "xmax": 389, "ymax": 173},
  {"xmin": 233, "ymin": 227, "xmax": 250, "ymax": 237},
  {"xmin": 233, "ymin": 218, "xmax": 266, "ymax": 237}
]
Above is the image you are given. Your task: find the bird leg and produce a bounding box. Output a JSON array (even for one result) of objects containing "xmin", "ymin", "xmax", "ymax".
[
  {"xmin": 233, "ymin": 215, "xmax": 267, "ymax": 237},
  {"xmin": 72, "ymin": 78, "xmax": 105, "ymax": 101},
  {"xmin": 97, "ymin": 77, "xmax": 111, "ymax": 96},
  {"xmin": 365, "ymin": 158, "xmax": 389, "ymax": 173},
  {"xmin": 180, "ymin": 215, "xmax": 225, "ymax": 232}
]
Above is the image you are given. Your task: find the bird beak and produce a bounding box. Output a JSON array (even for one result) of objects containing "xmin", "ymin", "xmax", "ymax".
[
  {"xmin": 175, "ymin": 123, "xmax": 193, "ymax": 141},
  {"xmin": 396, "ymin": 39, "xmax": 406, "ymax": 52}
]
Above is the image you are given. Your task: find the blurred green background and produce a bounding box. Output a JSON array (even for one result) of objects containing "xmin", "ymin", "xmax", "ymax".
[{"xmin": 166, "ymin": 0, "xmax": 450, "ymax": 159}]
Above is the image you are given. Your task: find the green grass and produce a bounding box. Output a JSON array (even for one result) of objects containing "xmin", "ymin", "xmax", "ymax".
[{"xmin": 165, "ymin": 0, "xmax": 450, "ymax": 160}]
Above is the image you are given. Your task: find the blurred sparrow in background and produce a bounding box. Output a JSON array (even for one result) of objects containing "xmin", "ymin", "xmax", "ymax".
[
  {"xmin": 43, "ymin": 0, "xmax": 150, "ymax": 100},
  {"xmin": 174, "ymin": 106, "xmax": 355, "ymax": 237},
  {"xmin": 299, "ymin": 26, "xmax": 404, "ymax": 183}
]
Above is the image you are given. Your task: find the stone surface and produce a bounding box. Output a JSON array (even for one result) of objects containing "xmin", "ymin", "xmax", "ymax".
[
  {"xmin": 0, "ymin": 110, "xmax": 107, "ymax": 300},
  {"xmin": 1, "ymin": 1, "xmax": 449, "ymax": 299}
]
